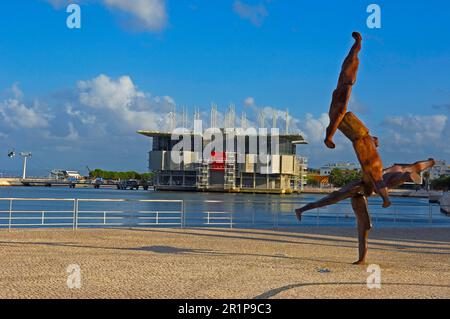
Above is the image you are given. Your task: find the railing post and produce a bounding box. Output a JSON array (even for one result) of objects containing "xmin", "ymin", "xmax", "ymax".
[
  {"xmin": 394, "ymin": 206, "xmax": 397, "ymax": 224},
  {"xmin": 41, "ymin": 211, "xmax": 45, "ymax": 225},
  {"xmin": 72, "ymin": 199, "xmax": 76, "ymax": 230},
  {"xmin": 75, "ymin": 199, "xmax": 79, "ymax": 230},
  {"xmin": 429, "ymin": 203, "xmax": 433, "ymax": 224},
  {"xmin": 103, "ymin": 211, "xmax": 106, "ymax": 225},
  {"xmin": 207, "ymin": 212, "xmax": 210, "ymax": 225},
  {"xmin": 181, "ymin": 201, "xmax": 185, "ymax": 229},
  {"xmin": 230, "ymin": 212, "xmax": 233, "ymax": 229},
  {"xmin": 273, "ymin": 210, "xmax": 278, "ymax": 231},
  {"xmin": 8, "ymin": 199, "xmax": 12, "ymax": 230},
  {"xmin": 316, "ymin": 208, "xmax": 320, "ymax": 227},
  {"xmin": 156, "ymin": 211, "xmax": 159, "ymax": 225}
]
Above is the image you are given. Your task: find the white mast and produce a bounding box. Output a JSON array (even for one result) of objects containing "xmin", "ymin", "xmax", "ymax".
[{"xmin": 20, "ymin": 152, "xmax": 32, "ymax": 179}]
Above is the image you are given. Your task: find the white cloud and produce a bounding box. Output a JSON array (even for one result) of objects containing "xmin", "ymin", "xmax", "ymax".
[
  {"xmin": 382, "ymin": 114, "xmax": 447, "ymax": 146},
  {"xmin": 10, "ymin": 82, "xmax": 24, "ymax": 100},
  {"xmin": 42, "ymin": 122, "xmax": 80, "ymax": 141},
  {"xmin": 66, "ymin": 104, "xmax": 97, "ymax": 125},
  {"xmin": 299, "ymin": 113, "xmax": 329, "ymax": 144},
  {"xmin": 0, "ymin": 98, "xmax": 49, "ymax": 129},
  {"xmin": 244, "ymin": 96, "xmax": 255, "ymax": 106},
  {"xmin": 104, "ymin": 0, "xmax": 167, "ymax": 31},
  {"xmin": 66, "ymin": 122, "xmax": 80, "ymax": 141},
  {"xmin": 379, "ymin": 114, "xmax": 450, "ymax": 160},
  {"xmin": 77, "ymin": 74, "xmax": 175, "ymax": 131},
  {"xmin": 233, "ymin": 0, "xmax": 268, "ymax": 26},
  {"xmin": 45, "ymin": 0, "xmax": 168, "ymax": 31}
]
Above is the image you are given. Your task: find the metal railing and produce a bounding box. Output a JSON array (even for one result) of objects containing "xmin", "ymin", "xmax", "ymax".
[
  {"xmin": 0, "ymin": 198, "xmax": 76, "ymax": 229},
  {"xmin": 205, "ymin": 211, "xmax": 233, "ymax": 228},
  {"xmin": 0, "ymin": 197, "xmax": 449, "ymax": 230},
  {"xmin": 0, "ymin": 198, "xmax": 184, "ymax": 229}
]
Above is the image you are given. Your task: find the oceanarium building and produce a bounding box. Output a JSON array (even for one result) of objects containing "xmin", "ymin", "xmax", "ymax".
[{"xmin": 138, "ymin": 127, "xmax": 308, "ymax": 194}]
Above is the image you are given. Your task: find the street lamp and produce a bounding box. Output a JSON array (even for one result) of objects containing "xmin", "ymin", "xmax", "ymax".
[{"xmin": 19, "ymin": 152, "xmax": 32, "ymax": 179}]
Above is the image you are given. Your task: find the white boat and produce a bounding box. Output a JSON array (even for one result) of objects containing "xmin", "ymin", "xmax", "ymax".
[{"xmin": 440, "ymin": 192, "xmax": 450, "ymax": 215}]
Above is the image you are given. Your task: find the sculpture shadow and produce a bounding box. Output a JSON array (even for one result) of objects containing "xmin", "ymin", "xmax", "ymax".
[
  {"xmin": 253, "ymin": 281, "xmax": 450, "ymax": 299},
  {"xmin": 127, "ymin": 227, "xmax": 450, "ymax": 256}
]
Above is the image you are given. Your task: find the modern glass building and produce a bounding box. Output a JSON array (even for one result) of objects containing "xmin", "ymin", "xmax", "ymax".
[{"xmin": 139, "ymin": 129, "xmax": 308, "ymax": 194}]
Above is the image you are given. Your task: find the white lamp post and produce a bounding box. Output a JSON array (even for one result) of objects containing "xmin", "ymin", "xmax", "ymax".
[{"xmin": 19, "ymin": 152, "xmax": 32, "ymax": 179}]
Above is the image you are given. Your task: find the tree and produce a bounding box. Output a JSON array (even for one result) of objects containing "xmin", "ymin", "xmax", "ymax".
[
  {"xmin": 431, "ymin": 176, "xmax": 450, "ymax": 191},
  {"xmin": 89, "ymin": 169, "xmax": 154, "ymax": 181},
  {"xmin": 329, "ymin": 169, "xmax": 362, "ymax": 187}
]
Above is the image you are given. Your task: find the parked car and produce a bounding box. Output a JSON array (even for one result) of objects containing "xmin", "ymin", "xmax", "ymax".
[
  {"xmin": 117, "ymin": 179, "xmax": 140, "ymax": 190},
  {"xmin": 93, "ymin": 177, "xmax": 104, "ymax": 189},
  {"xmin": 139, "ymin": 179, "xmax": 152, "ymax": 190}
]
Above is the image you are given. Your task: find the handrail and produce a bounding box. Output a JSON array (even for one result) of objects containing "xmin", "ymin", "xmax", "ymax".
[
  {"xmin": 0, "ymin": 198, "xmax": 184, "ymax": 230},
  {"xmin": 0, "ymin": 197, "xmax": 447, "ymax": 230},
  {"xmin": 0, "ymin": 198, "xmax": 75, "ymax": 201}
]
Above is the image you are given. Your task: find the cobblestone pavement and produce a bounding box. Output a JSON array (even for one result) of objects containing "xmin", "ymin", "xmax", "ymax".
[{"xmin": 0, "ymin": 227, "xmax": 449, "ymax": 298}]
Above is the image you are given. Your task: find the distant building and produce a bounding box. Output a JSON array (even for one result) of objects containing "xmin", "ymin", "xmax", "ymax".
[
  {"xmin": 51, "ymin": 170, "xmax": 82, "ymax": 180},
  {"xmin": 138, "ymin": 129, "xmax": 308, "ymax": 194},
  {"xmin": 428, "ymin": 160, "xmax": 450, "ymax": 180},
  {"xmin": 319, "ymin": 162, "xmax": 361, "ymax": 177}
]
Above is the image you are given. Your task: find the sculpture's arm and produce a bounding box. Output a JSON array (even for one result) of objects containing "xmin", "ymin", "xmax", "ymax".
[
  {"xmin": 383, "ymin": 159, "xmax": 435, "ymax": 175},
  {"xmin": 383, "ymin": 159, "xmax": 435, "ymax": 185}
]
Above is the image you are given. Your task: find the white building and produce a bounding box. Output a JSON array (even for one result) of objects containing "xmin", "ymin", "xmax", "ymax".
[
  {"xmin": 51, "ymin": 170, "xmax": 82, "ymax": 180},
  {"xmin": 428, "ymin": 160, "xmax": 450, "ymax": 180},
  {"xmin": 320, "ymin": 162, "xmax": 361, "ymax": 176}
]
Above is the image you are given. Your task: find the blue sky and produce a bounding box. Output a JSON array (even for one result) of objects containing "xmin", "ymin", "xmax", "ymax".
[{"xmin": 0, "ymin": 0, "xmax": 449, "ymax": 176}]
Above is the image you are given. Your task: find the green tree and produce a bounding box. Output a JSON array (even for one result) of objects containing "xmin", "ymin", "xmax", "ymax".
[
  {"xmin": 89, "ymin": 169, "xmax": 154, "ymax": 181},
  {"xmin": 329, "ymin": 169, "xmax": 362, "ymax": 187},
  {"xmin": 431, "ymin": 176, "xmax": 450, "ymax": 191}
]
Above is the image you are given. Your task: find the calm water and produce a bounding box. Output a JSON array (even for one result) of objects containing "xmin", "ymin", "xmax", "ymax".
[{"xmin": 0, "ymin": 187, "xmax": 449, "ymax": 228}]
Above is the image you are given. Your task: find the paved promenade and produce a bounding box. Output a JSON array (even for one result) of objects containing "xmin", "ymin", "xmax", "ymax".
[{"xmin": 0, "ymin": 227, "xmax": 449, "ymax": 298}]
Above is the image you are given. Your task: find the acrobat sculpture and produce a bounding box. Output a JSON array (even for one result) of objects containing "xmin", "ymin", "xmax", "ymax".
[{"xmin": 295, "ymin": 32, "xmax": 436, "ymax": 265}]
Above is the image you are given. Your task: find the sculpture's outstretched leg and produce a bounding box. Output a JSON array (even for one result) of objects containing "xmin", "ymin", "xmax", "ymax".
[
  {"xmin": 351, "ymin": 194, "xmax": 372, "ymax": 265},
  {"xmin": 295, "ymin": 180, "xmax": 364, "ymax": 221},
  {"xmin": 324, "ymin": 32, "xmax": 362, "ymax": 149}
]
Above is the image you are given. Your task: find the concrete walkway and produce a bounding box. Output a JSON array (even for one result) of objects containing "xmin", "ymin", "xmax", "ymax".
[{"xmin": 0, "ymin": 227, "xmax": 449, "ymax": 298}]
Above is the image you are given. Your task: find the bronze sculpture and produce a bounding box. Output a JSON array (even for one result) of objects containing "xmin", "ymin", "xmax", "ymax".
[
  {"xmin": 324, "ymin": 31, "xmax": 391, "ymax": 208},
  {"xmin": 295, "ymin": 32, "xmax": 436, "ymax": 264}
]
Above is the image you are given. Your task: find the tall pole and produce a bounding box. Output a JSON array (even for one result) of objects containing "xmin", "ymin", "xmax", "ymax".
[
  {"xmin": 19, "ymin": 152, "xmax": 32, "ymax": 180},
  {"xmin": 22, "ymin": 156, "xmax": 27, "ymax": 179}
]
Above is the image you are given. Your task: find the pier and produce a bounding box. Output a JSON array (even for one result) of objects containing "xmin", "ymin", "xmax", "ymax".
[{"xmin": 0, "ymin": 178, "xmax": 118, "ymax": 189}]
